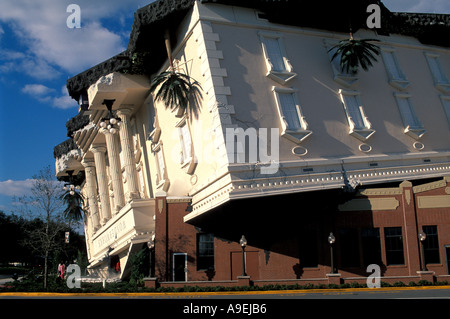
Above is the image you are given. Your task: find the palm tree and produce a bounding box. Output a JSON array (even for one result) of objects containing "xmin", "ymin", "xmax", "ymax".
[
  {"xmin": 329, "ymin": 32, "xmax": 380, "ymax": 74},
  {"xmin": 150, "ymin": 30, "xmax": 202, "ymax": 116}
]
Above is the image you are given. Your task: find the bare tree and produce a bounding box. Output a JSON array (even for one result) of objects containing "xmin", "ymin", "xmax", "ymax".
[{"xmin": 14, "ymin": 166, "xmax": 67, "ymax": 289}]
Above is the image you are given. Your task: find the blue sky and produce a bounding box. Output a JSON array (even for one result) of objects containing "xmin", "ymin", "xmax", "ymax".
[{"xmin": 0, "ymin": 0, "xmax": 449, "ymax": 213}]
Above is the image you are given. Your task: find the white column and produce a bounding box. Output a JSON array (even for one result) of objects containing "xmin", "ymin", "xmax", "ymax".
[
  {"xmin": 81, "ymin": 158, "xmax": 100, "ymax": 231},
  {"xmin": 91, "ymin": 145, "xmax": 111, "ymax": 224},
  {"xmin": 102, "ymin": 129, "xmax": 125, "ymax": 213},
  {"xmin": 117, "ymin": 108, "xmax": 140, "ymax": 201}
]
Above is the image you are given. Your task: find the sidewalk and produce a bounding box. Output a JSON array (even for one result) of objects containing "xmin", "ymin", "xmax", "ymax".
[{"xmin": 1, "ymin": 285, "xmax": 450, "ymax": 298}]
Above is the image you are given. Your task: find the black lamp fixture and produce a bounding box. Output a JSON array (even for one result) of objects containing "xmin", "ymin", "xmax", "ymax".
[
  {"xmin": 99, "ymin": 99, "xmax": 121, "ymax": 134},
  {"xmin": 63, "ymin": 170, "xmax": 80, "ymax": 195}
]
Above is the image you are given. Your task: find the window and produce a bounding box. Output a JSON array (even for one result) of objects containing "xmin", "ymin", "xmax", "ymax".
[
  {"xmin": 339, "ymin": 90, "xmax": 375, "ymax": 141},
  {"xmin": 197, "ymin": 233, "xmax": 214, "ymax": 270},
  {"xmin": 381, "ymin": 48, "xmax": 409, "ymax": 90},
  {"xmin": 176, "ymin": 116, "xmax": 196, "ymax": 174},
  {"xmin": 325, "ymin": 40, "xmax": 358, "ymax": 87},
  {"xmin": 362, "ymin": 228, "xmax": 382, "ymax": 266},
  {"xmin": 259, "ymin": 31, "xmax": 296, "ymax": 85},
  {"xmin": 425, "ymin": 53, "xmax": 450, "ymax": 93},
  {"xmin": 152, "ymin": 142, "xmax": 169, "ymax": 191},
  {"xmin": 423, "ymin": 225, "xmax": 440, "ymax": 264},
  {"xmin": 272, "ymin": 87, "xmax": 312, "ymax": 143},
  {"xmin": 298, "ymin": 228, "xmax": 319, "ymax": 268},
  {"xmin": 384, "ymin": 227, "xmax": 405, "ymax": 265},
  {"xmin": 180, "ymin": 123, "xmax": 192, "ymax": 164},
  {"xmin": 394, "ymin": 93, "xmax": 426, "ymax": 140},
  {"xmin": 440, "ymin": 95, "xmax": 450, "ymax": 127},
  {"xmin": 339, "ymin": 228, "xmax": 361, "ymax": 268}
]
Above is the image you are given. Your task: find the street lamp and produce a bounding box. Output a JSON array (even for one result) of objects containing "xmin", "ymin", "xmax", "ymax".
[
  {"xmin": 328, "ymin": 232, "xmax": 336, "ymax": 274},
  {"xmin": 63, "ymin": 170, "xmax": 80, "ymax": 195},
  {"xmin": 240, "ymin": 235, "xmax": 247, "ymax": 276},
  {"xmin": 419, "ymin": 230, "xmax": 427, "ymax": 271}
]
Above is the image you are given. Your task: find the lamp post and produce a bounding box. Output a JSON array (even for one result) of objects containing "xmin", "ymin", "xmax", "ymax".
[
  {"xmin": 328, "ymin": 232, "xmax": 336, "ymax": 274},
  {"xmin": 418, "ymin": 230, "xmax": 427, "ymax": 271},
  {"xmin": 240, "ymin": 235, "xmax": 247, "ymax": 276}
]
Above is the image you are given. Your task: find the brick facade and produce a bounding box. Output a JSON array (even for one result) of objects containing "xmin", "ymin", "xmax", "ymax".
[{"xmin": 150, "ymin": 177, "xmax": 450, "ymax": 286}]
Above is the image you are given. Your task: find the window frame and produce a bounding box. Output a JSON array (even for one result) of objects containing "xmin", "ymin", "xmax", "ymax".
[
  {"xmin": 259, "ymin": 31, "xmax": 297, "ymax": 85},
  {"xmin": 381, "ymin": 47, "xmax": 410, "ymax": 90},
  {"xmin": 440, "ymin": 95, "xmax": 450, "ymax": 128},
  {"xmin": 175, "ymin": 115, "xmax": 196, "ymax": 174},
  {"xmin": 424, "ymin": 52, "xmax": 450, "ymax": 94},
  {"xmin": 339, "ymin": 89, "xmax": 375, "ymax": 141},
  {"xmin": 384, "ymin": 227, "xmax": 405, "ymax": 266},
  {"xmin": 152, "ymin": 142, "xmax": 169, "ymax": 191},
  {"xmin": 422, "ymin": 225, "xmax": 441, "ymax": 265},
  {"xmin": 272, "ymin": 86, "xmax": 312, "ymax": 144},
  {"xmin": 362, "ymin": 228, "xmax": 382, "ymax": 267},
  {"xmin": 394, "ymin": 92, "xmax": 426, "ymax": 140},
  {"xmin": 197, "ymin": 233, "xmax": 215, "ymax": 271}
]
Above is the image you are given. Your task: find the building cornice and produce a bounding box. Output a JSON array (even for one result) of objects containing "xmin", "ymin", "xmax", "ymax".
[{"xmin": 185, "ymin": 154, "xmax": 450, "ymax": 222}]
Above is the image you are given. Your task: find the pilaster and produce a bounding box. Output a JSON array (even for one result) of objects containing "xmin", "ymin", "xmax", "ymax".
[
  {"xmin": 400, "ymin": 181, "xmax": 421, "ymax": 275},
  {"xmin": 91, "ymin": 145, "xmax": 112, "ymax": 224},
  {"xmin": 193, "ymin": 20, "xmax": 234, "ymax": 170}
]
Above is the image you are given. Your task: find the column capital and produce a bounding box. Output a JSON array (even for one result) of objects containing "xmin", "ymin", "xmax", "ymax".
[
  {"xmin": 116, "ymin": 107, "xmax": 133, "ymax": 118},
  {"xmin": 81, "ymin": 158, "xmax": 96, "ymax": 168},
  {"xmin": 90, "ymin": 144, "xmax": 107, "ymax": 154}
]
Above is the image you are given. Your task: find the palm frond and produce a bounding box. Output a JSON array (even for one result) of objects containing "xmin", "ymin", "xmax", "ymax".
[
  {"xmin": 61, "ymin": 191, "xmax": 84, "ymax": 221},
  {"xmin": 329, "ymin": 38, "xmax": 380, "ymax": 74},
  {"xmin": 150, "ymin": 71, "xmax": 202, "ymax": 112}
]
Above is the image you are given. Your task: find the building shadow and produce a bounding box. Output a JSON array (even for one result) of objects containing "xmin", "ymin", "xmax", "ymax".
[{"xmin": 189, "ymin": 183, "xmax": 389, "ymax": 280}]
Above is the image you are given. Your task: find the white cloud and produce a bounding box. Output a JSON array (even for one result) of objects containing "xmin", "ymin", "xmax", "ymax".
[
  {"xmin": 0, "ymin": 179, "xmax": 34, "ymax": 197},
  {"xmin": 21, "ymin": 83, "xmax": 77, "ymax": 109},
  {"xmin": 52, "ymin": 85, "xmax": 78, "ymax": 109},
  {"xmin": 0, "ymin": 0, "xmax": 150, "ymax": 77},
  {"xmin": 21, "ymin": 84, "xmax": 55, "ymax": 95}
]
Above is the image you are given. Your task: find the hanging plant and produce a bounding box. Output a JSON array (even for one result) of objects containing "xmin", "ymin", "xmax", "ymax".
[
  {"xmin": 61, "ymin": 190, "xmax": 84, "ymax": 221},
  {"xmin": 329, "ymin": 33, "xmax": 381, "ymax": 74},
  {"xmin": 150, "ymin": 30, "xmax": 202, "ymax": 114},
  {"xmin": 150, "ymin": 70, "xmax": 201, "ymax": 111}
]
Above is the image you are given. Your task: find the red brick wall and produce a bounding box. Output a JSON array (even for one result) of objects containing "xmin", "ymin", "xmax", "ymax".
[{"xmin": 153, "ymin": 178, "xmax": 450, "ymax": 283}]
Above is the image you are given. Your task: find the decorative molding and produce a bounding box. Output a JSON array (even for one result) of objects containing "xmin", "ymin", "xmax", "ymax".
[
  {"xmin": 417, "ymin": 195, "xmax": 450, "ymax": 208},
  {"xmin": 187, "ymin": 161, "xmax": 450, "ymax": 220},
  {"xmin": 413, "ymin": 178, "xmax": 447, "ymax": 193},
  {"xmin": 358, "ymin": 188, "xmax": 402, "ymax": 196},
  {"xmin": 166, "ymin": 196, "xmax": 192, "ymax": 203}
]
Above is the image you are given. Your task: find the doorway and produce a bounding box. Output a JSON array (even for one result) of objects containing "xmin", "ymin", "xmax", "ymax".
[
  {"xmin": 173, "ymin": 253, "xmax": 187, "ymax": 281},
  {"xmin": 445, "ymin": 246, "xmax": 450, "ymax": 275}
]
